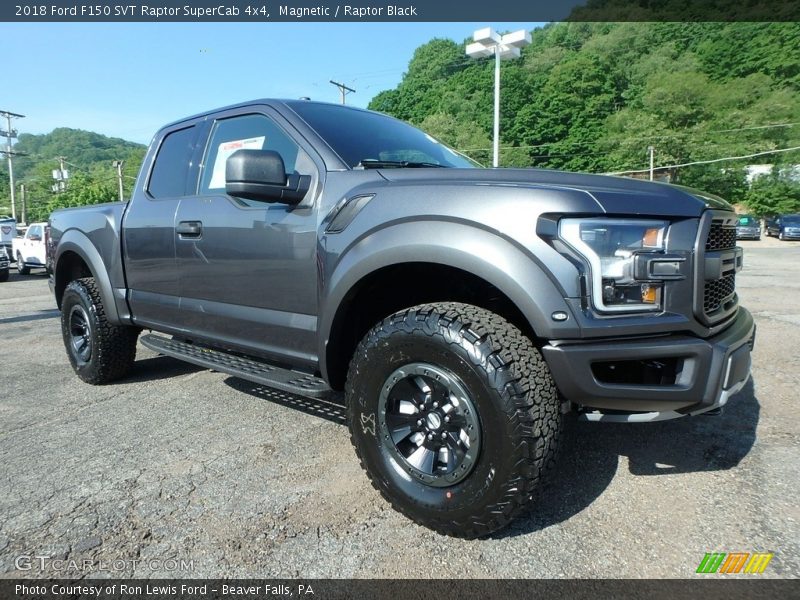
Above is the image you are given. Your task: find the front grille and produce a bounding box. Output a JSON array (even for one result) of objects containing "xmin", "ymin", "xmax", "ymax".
[
  {"xmin": 696, "ymin": 214, "xmax": 739, "ymax": 325},
  {"xmin": 706, "ymin": 221, "xmax": 737, "ymax": 251},
  {"xmin": 704, "ymin": 273, "xmax": 736, "ymax": 313}
]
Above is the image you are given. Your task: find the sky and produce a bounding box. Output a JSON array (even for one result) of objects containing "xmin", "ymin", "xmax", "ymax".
[{"xmin": 2, "ymin": 22, "xmax": 544, "ymax": 145}]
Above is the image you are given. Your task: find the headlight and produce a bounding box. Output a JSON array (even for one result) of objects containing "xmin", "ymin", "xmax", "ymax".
[{"xmin": 559, "ymin": 218, "xmax": 669, "ymax": 313}]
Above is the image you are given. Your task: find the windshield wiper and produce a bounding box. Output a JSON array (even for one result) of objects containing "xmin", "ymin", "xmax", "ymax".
[{"xmin": 357, "ymin": 159, "xmax": 448, "ymax": 169}]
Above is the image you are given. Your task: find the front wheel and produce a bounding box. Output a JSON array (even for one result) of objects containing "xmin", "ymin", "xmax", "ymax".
[
  {"xmin": 60, "ymin": 277, "xmax": 139, "ymax": 384},
  {"xmin": 16, "ymin": 253, "xmax": 29, "ymax": 275},
  {"xmin": 779, "ymin": 231, "xmax": 785, "ymax": 241},
  {"xmin": 0, "ymin": 269, "xmax": 8, "ymax": 282},
  {"xmin": 346, "ymin": 302, "xmax": 562, "ymax": 538}
]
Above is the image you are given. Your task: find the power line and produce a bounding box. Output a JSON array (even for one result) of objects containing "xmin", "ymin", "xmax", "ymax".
[
  {"xmin": 606, "ymin": 145, "xmax": 800, "ymax": 175},
  {"xmin": 457, "ymin": 122, "xmax": 800, "ymax": 153}
]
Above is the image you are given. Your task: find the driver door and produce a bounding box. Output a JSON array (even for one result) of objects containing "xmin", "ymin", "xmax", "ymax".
[{"xmin": 174, "ymin": 108, "xmax": 320, "ymax": 367}]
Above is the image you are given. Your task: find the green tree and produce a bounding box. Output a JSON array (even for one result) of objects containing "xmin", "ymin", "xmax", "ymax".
[
  {"xmin": 511, "ymin": 50, "xmax": 618, "ymax": 170},
  {"xmin": 371, "ymin": 21, "xmax": 800, "ymax": 185},
  {"xmin": 743, "ymin": 172, "xmax": 800, "ymax": 217},
  {"xmin": 675, "ymin": 164, "xmax": 748, "ymax": 204},
  {"xmin": 418, "ymin": 113, "xmax": 492, "ymax": 166}
]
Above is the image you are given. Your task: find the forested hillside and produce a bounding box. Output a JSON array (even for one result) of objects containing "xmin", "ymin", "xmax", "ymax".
[
  {"xmin": 0, "ymin": 129, "xmax": 145, "ymax": 222},
  {"xmin": 369, "ymin": 22, "xmax": 800, "ymax": 213}
]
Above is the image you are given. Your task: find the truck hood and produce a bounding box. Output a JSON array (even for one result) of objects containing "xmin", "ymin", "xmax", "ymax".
[{"xmin": 376, "ymin": 168, "xmax": 733, "ymax": 218}]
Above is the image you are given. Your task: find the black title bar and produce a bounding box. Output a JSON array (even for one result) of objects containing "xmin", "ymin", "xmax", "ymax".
[
  {"xmin": 3, "ymin": 0, "xmax": 799, "ymax": 22},
  {"xmin": 2, "ymin": 579, "xmax": 799, "ymax": 600}
]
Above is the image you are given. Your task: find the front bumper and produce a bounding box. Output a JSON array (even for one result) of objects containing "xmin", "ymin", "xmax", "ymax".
[
  {"xmin": 542, "ymin": 307, "xmax": 755, "ymax": 422},
  {"xmin": 736, "ymin": 228, "xmax": 760, "ymax": 240},
  {"xmin": 781, "ymin": 229, "xmax": 800, "ymax": 239}
]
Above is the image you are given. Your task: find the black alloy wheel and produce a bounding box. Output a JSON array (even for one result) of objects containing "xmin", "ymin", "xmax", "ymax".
[{"xmin": 378, "ymin": 362, "xmax": 481, "ymax": 488}]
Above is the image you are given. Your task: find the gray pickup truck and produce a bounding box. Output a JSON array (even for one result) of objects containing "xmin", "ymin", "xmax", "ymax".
[{"xmin": 48, "ymin": 99, "xmax": 755, "ymax": 537}]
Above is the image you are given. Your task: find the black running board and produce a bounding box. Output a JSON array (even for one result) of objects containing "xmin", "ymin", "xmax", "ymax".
[{"xmin": 140, "ymin": 334, "xmax": 332, "ymax": 398}]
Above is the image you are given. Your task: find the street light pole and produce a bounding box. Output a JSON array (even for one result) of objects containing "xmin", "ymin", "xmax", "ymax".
[
  {"xmin": 493, "ymin": 50, "xmax": 501, "ymax": 169},
  {"xmin": 466, "ymin": 28, "xmax": 531, "ymax": 168}
]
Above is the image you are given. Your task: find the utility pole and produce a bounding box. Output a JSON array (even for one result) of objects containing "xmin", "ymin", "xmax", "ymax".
[
  {"xmin": 329, "ymin": 80, "xmax": 355, "ymax": 105},
  {"xmin": 0, "ymin": 110, "xmax": 25, "ymax": 220},
  {"xmin": 112, "ymin": 160, "xmax": 125, "ymax": 202},
  {"xmin": 648, "ymin": 146, "xmax": 655, "ymax": 181},
  {"xmin": 19, "ymin": 184, "xmax": 25, "ymax": 224}
]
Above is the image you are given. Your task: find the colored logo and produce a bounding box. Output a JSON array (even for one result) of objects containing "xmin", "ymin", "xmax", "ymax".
[
  {"xmin": 1, "ymin": 226, "xmax": 11, "ymax": 234},
  {"xmin": 696, "ymin": 552, "xmax": 773, "ymax": 574}
]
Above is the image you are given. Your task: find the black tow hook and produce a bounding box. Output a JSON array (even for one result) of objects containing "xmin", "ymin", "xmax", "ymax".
[{"xmin": 702, "ymin": 407, "xmax": 724, "ymax": 416}]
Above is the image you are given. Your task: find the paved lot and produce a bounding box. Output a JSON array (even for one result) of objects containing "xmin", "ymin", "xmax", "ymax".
[{"xmin": 0, "ymin": 238, "xmax": 798, "ymax": 579}]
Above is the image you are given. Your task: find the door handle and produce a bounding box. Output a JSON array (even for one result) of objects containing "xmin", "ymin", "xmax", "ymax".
[{"xmin": 176, "ymin": 221, "xmax": 202, "ymax": 237}]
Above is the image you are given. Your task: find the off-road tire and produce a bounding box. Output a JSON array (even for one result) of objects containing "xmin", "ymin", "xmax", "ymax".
[
  {"xmin": 345, "ymin": 302, "xmax": 561, "ymax": 538},
  {"xmin": 0, "ymin": 269, "xmax": 8, "ymax": 282},
  {"xmin": 16, "ymin": 253, "xmax": 29, "ymax": 275},
  {"xmin": 61, "ymin": 277, "xmax": 139, "ymax": 384}
]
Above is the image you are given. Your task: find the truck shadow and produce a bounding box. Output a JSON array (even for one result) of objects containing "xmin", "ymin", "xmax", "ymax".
[
  {"xmin": 121, "ymin": 355, "xmax": 206, "ymax": 384},
  {"xmin": 223, "ymin": 377, "xmax": 346, "ymax": 425},
  {"xmin": 501, "ymin": 377, "xmax": 760, "ymax": 538},
  {"xmin": 218, "ymin": 369, "xmax": 759, "ymax": 540},
  {"xmin": 0, "ymin": 308, "xmax": 60, "ymax": 325}
]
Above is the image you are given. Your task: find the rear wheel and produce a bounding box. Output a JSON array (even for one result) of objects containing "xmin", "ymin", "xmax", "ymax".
[
  {"xmin": 16, "ymin": 253, "xmax": 29, "ymax": 275},
  {"xmin": 61, "ymin": 277, "xmax": 139, "ymax": 384},
  {"xmin": 346, "ymin": 302, "xmax": 561, "ymax": 538}
]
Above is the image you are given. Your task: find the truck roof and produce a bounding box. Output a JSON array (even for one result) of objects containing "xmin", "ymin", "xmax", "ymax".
[{"xmin": 157, "ymin": 98, "xmax": 373, "ymax": 133}]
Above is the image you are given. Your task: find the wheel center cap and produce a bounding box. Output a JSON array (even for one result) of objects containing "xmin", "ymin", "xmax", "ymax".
[{"xmin": 426, "ymin": 412, "xmax": 442, "ymax": 430}]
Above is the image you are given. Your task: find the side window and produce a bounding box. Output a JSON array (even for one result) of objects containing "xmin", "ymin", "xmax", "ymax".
[
  {"xmin": 28, "ymin": 225, "xmax": 41, "ymax": 239},
  {"xmin": 147, "ymin": 126, "xmax": 196, "ymax": 199},
  {"xmin": 200, "ymin": 114, "xmax": 300, "ymax": 194}
]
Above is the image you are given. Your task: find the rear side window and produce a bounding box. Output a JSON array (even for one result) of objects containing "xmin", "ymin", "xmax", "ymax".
[{"xmin": 147, "ymin": 126, "xmax": 196, "ymax": 199}]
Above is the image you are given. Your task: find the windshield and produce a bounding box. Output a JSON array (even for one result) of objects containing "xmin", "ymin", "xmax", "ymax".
[
  {"xmin": 286, "ymin": 102, "xmax": 479, "ymax": 169},
  {"xmin": 738, "ymin": 216, "xmax": 757, "ymax": 226},
  {"xmin": 782, "ymin": 216, "xmax": 800, "ymax": 224}
]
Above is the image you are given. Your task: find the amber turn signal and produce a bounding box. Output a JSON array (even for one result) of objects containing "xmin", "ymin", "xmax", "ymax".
[
  {"xmin": 641, "ymin": 285, "xmax": 658, "ymax": 304},
  {"xmin": 642, "ymin": 228, "xmax": 661, "ymax": 248}
]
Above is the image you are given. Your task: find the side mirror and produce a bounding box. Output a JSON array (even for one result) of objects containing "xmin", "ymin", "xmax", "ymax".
[
  {"xmin": 225, "ymin": 149, "xmax": 310, "ymax": 205},
  {"xmin": 29, "ymin": 234, "xmax": 42, "ymax": 242}
]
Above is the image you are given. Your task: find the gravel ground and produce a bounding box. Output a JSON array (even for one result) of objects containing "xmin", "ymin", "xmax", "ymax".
[{"xmin": 0, "ymin": 238, "xmax": 798, "ymax": 579}]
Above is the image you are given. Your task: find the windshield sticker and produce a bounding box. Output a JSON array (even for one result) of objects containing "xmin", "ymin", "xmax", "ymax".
[{"xmin": 208, "ymin": 136, "xmax": 265, "ymax": 189}]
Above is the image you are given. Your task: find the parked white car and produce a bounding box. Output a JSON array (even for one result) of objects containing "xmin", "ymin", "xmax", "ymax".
[{"xmin": 12, "ymin": 222, "xmax": 48, "ymax": 275}]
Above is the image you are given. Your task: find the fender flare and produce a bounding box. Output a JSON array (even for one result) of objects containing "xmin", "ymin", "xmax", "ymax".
[
  {"xmin": 54, "ymin": 229, "xmax": 122, "ymax": 324},
  {"xmin": 318, "ymin": 220, "xmax": 578, "ymax": 382}
]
